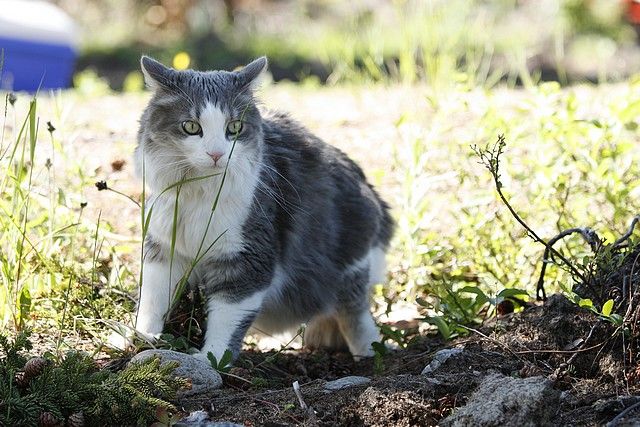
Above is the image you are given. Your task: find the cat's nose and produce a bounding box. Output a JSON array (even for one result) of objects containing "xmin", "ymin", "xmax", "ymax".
[{"xmin": 207, "ymin": 151, "xmax": 224, "ymax": 164}]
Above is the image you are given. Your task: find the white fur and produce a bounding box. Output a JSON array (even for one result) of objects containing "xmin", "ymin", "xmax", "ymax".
[
  {"xmin": 196, "ymin": 290, "xmax": 267, "ymax": 361},
  {"xmin": 368, "ymin": 246, "xmax": 387, "ymax": 285},
  {"xmin": 135, "ymin": 103, "xmax": 262, "ymax": 349},
  {"xmin": 337, "ymin": 310, "xmax": 379, "ymax": 359},
  {"xmin": 144, "ymin": 103, "xmax": 260, "ymax": 260},
  {"xmin": 252, "ymin": 263, "xmax": 295, "ymax": 334},
  {"xmin": 136, "ymin": 259, "xmax": 187, "ymax": 336}
]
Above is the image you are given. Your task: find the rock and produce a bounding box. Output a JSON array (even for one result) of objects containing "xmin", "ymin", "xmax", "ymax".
[
  {"xmin": 421, "ymin": 348, "xmax": 463, "ymax": 375},
  {"xmin": 175, "ymin": 410, "xmax": 243, "ymax": 427},
  {"xmin": 324, "ymin": 376, "xmax": 371, "ymax": 391},
  {"xmin": 129, "ymin": 349, "xmax": 222, "ymax": 396},
  {"xmin": 441, "ymin": 372, "xmax": 560, "ymax": 427}
]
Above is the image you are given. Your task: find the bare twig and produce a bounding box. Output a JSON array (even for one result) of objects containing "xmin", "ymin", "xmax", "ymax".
[
  {"xmin": 472, "ymin": 135, "xmax": 587, "ymax": 300},
  {"xmin": 613, "ymin": 215, "xmax": 640, "ymax": 249},
  {"xmin": 459, "ymin": 325, "xmax": 525, "ymax": 361},
  {"xmin": 292, "ymin": 380, "xmax": 318, "ymax": 424},
  {"xmin": 537, "ymin": 227, "xmax": 601, "ymax": 301},
  {"xmin": 292, "ymin": 380, "xmax": 308, "ymax": 411}
]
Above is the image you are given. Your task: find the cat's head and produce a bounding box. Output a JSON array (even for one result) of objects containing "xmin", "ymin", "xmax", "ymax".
[{"xmin": 136, "ymin": 56, "xmax": 267, "ymax": 189}]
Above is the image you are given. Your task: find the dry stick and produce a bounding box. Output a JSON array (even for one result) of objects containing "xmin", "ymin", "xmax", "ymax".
[
  {"xmin": 292, "ymin": 380, "xmax": 318, "ymax": 424},
  {"xmin": 473, "ymin": 135, "xmax": 587, "ymax": 300},
  {"xmin": 613, "ymin": 215, "xmax": 640, "ymax": 249},
  {"xmin": 536, "ymin": 227, "xmax": 601, "ymax": 302}
]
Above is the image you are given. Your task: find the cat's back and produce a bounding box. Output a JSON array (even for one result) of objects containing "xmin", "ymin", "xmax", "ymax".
[{"xmin": 260, "ymin": 111, "xmax": 393, "ymax": 253}]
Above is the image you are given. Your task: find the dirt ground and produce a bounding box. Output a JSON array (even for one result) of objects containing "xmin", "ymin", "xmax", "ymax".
[{"xmin": 141, "ymin": 294, "xmax": 632, "ymax": 426}]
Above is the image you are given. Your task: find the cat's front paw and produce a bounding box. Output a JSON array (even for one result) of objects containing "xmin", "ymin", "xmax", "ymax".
[
  {"xmin": 107, "ymin": 330, "xmax": 134, "ymax": 350},
  {"xmin": 106, "ymin": 327, "xmax": 161, "ymax": 350}
]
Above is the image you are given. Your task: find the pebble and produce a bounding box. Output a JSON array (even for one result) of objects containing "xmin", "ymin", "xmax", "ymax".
[
  {"xmin": 324, "ymin": 375, "xmax": 371, "ymax": 391},
  {"xmin": 421, "ymin": 348, "xmax": 463, "ymax": 375}
]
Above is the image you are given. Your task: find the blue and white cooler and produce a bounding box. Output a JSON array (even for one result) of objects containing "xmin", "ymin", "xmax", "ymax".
[{"xmin": 0, "ymin": 0, "xmax": 78, "ymax": 91}]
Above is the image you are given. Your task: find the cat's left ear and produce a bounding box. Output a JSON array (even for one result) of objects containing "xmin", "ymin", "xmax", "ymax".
[
  {"xmin": 235, "ymin": 57, "xmax": 268, "ymax": 90},
  {"xmin": 140, "ymin": 56, "xmax": 175, "ymax": 91}
]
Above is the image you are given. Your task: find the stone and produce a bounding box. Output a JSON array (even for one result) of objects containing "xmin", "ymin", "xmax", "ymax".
[
  {"xmin": 421, "ymin": 348, "xmax": 463, "ymax": 375},
  {"xmin": 175, "ymin": 410, "xmax": 243, "ymax": 427},
  {"xmin": 129, "ymin": 349, "xmax": 222, "ymax": 396},
  {"xmin": 441, "ymin": 372, "xmax": 560, "ymax": 427},
  {"xmin": 324, "ymin": 375, "xmax": 371, "ymax": 391}
]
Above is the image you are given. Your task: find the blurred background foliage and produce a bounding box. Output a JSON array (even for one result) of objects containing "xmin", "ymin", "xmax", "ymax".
[{"xmin": 56, "ymin": 0, "xmax": 640, "ymax": 89}]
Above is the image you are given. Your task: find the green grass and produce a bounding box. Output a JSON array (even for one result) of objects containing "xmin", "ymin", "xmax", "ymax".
[
  {"xmin": 386, "ymin": 79, "xmax": 640, "ymax": 337},
  {"xmin": 0, "ymin": 92, "xmax": 137, "ymax": 351}
]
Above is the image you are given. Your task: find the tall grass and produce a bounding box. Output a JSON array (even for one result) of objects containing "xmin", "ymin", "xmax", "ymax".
[{"xmin": 0, "ymin": 93, "xmax": 137, "ymax": 352}]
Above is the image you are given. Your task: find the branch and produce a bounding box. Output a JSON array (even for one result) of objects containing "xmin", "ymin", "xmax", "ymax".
[
  {"xmin": 472, "ymin": 135, "xmax": 587, "ymax": 300},
  {"xmin": 613, "ymin": 215, "xmax": 640, "ymax": 249},
  {"xmin": 536, "ymin": 227, "xmax": 601, "ymax": 301}
]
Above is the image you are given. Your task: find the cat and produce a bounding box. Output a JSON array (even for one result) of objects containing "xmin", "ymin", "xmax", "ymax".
[{"xmin": 128, "ymin": 55, "xmax": 393, "ymax": 362}]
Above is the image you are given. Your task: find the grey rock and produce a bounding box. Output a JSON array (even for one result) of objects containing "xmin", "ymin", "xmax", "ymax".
[
  {"xmin": 441, "ymin": 372, "xmax": 560, "ymax": 427},
  {"xmin": 175, "ymin": 410, "xmax": 242, "ymax": 427},
  {"xmin": 129, "ymin": 349, "xmax": 222, "ymax": 396},
  {"xmin": 421, "ymin": 348, "xmax": 463, "ymax": 375},
  {"xmin": 324, "ymin": 375, "xmax": 371, "ymax": 391}
]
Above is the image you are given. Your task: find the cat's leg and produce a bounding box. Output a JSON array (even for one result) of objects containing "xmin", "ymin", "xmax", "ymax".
[
  {"xmin": 195, "ymin": 290, "xmax": 267, "ymax": 362},
  {"xmin": 109, "ymin": 238, "xmax": 186, "ymax": 349},
  {"xmin": 304, "ymin": 314, "xmax": 348, "ymax": 350},
  {"xmin": 135, "ymin": 258, "xmax": 186, "ymax": 338},
  {"xmin": 334, "ymin": 264, "xmax": 380, "ymax": 359},
  {"xmin": 335, "ymin": 308, "xmax": 379, "ymax": 359}
]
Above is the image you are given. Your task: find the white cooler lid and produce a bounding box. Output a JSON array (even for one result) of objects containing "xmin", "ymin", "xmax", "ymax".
[{"xmin": 0, "ymin": 0, "xmax": 78, "ymax": 48}]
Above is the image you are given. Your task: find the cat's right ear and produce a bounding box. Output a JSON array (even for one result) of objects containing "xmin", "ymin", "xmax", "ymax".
[{"xmin": 140, "ymin": 56, "xmax": 173, "ymax": 90}]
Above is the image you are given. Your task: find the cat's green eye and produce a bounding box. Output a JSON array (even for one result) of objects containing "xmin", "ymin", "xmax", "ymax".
[
  {"xmin": 182, "ymin": 120, "xmax": 202, "ymax": 136},
  {"xmin": 226, "ymin": 120, "xmax": 243, "ymax": 136}
]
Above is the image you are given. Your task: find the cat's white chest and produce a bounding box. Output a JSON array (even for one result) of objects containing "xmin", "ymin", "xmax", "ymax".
[{"xmin": 148, "ymin": 175, "xmax": 256, "ymax": 260}]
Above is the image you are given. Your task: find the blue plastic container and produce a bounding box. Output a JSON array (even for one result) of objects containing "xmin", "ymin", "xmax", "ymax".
[
  {"xmin": 0, "ymin": 1, "xmax": 78, "ymax": 92},
  {"xmin": 0, "ymin": 37, "xmax": 76, "ymax": 92}
]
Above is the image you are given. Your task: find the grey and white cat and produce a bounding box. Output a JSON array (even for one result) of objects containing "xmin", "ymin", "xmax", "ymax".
[{"xmin": 130, "ymin": 56, "xmax": 393, "ymax": 362}]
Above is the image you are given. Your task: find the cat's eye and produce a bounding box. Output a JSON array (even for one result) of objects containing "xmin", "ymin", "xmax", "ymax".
[
  {"xmin": 226, "ymin": 120, "xmax": 243, "ymax": 136},
  {"xmin": 182, "ymin": 120, "xmax": 202, "ymax": 136}
]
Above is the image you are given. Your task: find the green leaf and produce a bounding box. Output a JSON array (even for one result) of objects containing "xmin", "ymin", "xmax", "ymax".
[
  {"xmin": 206, "ymin": 351, "xmax": 218, "ymax": 369},
  {"xmin": 218, "ymin": 349, "xmax": 233, "ymax": 371},
  {"xmin": 371, "ymin": 341, "xmax": 387, "ymax": 356},
  {"xmin": 578, "ymin": 298, "xmax": 593, "ymax": 309},
  {"xmin": 601, "ymin": 299, "xmax": 614, "ymax": 317},
  {"xmin": 18, "ymin": 287, "xmax": 31, "ymax": 328},
  {"xmin": 608, "ymin": 314, "xmax": 623, "ymax": 326},
  {"xmin": 497, "ymin": 288, "xmax": 529, "ymax": 299},
  {"xmin": 425, "ymin": 316, "xmax": 451, "ymax": 340}
]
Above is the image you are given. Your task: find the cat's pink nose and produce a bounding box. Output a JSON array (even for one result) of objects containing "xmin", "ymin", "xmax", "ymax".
[{"xmin": 207, "ymin": 151, "xmax": 224, "ymax": 164}]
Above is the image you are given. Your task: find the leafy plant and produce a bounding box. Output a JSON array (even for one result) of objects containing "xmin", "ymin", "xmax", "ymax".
[
  {"xmin": 206, "ymin": 350, "xmax": 233, "ymax": 374},
  {"xmin": 0, "ymin": 330, "xmax": 189, "ymax": 427}
]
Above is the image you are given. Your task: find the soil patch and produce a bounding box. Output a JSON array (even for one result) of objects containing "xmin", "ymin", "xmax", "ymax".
[{"xmin": 158, "ymin": 294, "xmax": 636, "ymax": 426}]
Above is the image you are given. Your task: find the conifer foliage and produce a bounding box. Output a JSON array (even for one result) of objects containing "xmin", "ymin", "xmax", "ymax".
[{"xmin": 0, "ymin": 331, "xmax": 190, "ymax": 426}]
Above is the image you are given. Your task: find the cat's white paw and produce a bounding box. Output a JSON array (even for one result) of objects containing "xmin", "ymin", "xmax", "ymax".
[
  {"xmin": 352, "ymin": 347, "xmax": 376, "ymax": 362},
  {"xmin": 107, "ymin": 330, "xmax": 134, "ymax": 350},
  {"xmin": 106, "ymin": 328, "xmax": 161, "ymax": 350}
]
